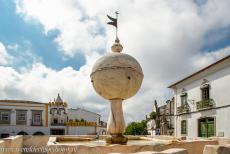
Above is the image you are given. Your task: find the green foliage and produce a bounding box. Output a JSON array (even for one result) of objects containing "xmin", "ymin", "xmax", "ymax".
[
  {"xmin": 124, "ymin": 120, "xmax": 147, "ymax": 135},
  {"xmin": 80, "ymin": 118, "xmax": 86, "ymax": 122},
  {"xmin": 149, "ymin": 111, "xmax": 157, "ymax": 119}
]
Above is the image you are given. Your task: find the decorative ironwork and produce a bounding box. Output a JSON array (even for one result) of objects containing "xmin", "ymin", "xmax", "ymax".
[
  {"xmin": 177, "ymin": 103, "xmax": 190, "ymax": 114},
  {"xmin": 196, "ymin": 99, "xmax": 214, "ymax": 110}
]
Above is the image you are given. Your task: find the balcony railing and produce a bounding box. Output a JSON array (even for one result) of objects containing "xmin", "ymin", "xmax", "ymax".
[
  {"xmin": 177, "ymin": 103, "xmax": 190, "ymax": 114},
  {"xmin": 196, "ymin": 99, "xmax": 214, "ymax": 110}
]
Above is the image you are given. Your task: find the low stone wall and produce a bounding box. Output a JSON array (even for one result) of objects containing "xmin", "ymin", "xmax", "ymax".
[
  {"xmin": 203, "ymin": 144, "xmax": 230, "ymax": 154},
  {"xmin": 0, "ymin": 140, "xmax": 5, "ymax": 154},
  {"xmin": 1, "ymin": 135, "xmax": 23, "ymax": 154},
  {"xmin": 109, "ymin": 148, "xmax": 188, "ymax": 154},
  {"xmin": 166, "ymin": 140, "xmax": 218, "ymax": 154},
  {"xmin": 0, "ymin": 135, "xmax": 223, "ymax": 154},
  {"xmin": 23, "ymin": 135, "xmax": 50, "ymax": 148},
  {"xmin": 210, "ymin": 137, "xmax": 230, "ymax": 145},
  {"xmin": 46, "ymin": 138, "xmax": 217, "ymax": 154}
]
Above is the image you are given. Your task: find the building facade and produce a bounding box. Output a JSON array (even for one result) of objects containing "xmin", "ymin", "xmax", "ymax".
[
  {"xmin": 0, "ymin": 94, "xmax": 106, "ymax": 138},
  {"xmin": 146, "ymin": 98, "xmax": 174, "ymax": 136},
  {"xmin": 169, "ymin": 55, "xmax": 230, "ymax": 138}
]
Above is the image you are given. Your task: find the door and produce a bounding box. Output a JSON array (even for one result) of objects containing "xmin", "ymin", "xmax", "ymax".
[
  {"xmin": 50, "ymin": 129, "xmax": 65, "ymax": 135},
  {"xmin": 198, "ymin": 117, "xmax": 215, "ymax": 137}
]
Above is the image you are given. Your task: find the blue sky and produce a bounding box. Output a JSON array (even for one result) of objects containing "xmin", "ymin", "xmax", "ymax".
[
  {"xmin": 0, "ymin": 0, "xmax": 230, "ymax": 122},
  {"xmin": 0, "ymin": 0, "xmax": 85, "ymax": 70},
  {"xmin": 1, "ymin": 0, "xmax": 230, "ymax": 72},
  {"xmin": 202, "ymin": 26, "xmax": 230, "ymax": 52}
]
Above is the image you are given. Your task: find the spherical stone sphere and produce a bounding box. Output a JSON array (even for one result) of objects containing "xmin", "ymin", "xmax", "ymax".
[{"xmin": 90, "ymin": 52, "xmax": 144, "ymax": 100}]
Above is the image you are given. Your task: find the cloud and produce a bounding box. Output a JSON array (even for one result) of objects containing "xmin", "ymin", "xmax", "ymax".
[
  {"xmin": 15, "ymin": 0, "xmax": 107, "ymax": 57},
  {"xmin": 1, "ymin": 0, "xmax": 229, "ymax": 123},
  {"xmin": 0, "ymin": 51, "xmax": 111, "ymax": 120},
  {"xmin": 192, "ymin": 46, "xmax": 230, "ymax": 69},
  {"xmin": 0, "ymin": 42, "xmax": 11, "ymax": 65}
]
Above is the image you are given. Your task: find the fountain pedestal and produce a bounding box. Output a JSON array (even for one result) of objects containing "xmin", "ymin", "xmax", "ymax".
[{"xmin": 106, "ymin": 99, "xmax": 128, "ymax": 144}]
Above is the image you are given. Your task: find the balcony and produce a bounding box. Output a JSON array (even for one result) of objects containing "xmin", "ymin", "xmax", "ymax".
[
  {"xmin": 177, "ymin": 103, "xmax": 190, "ymax": 114},
  {"xmin": 196, "ymin": 99, "xmax": 214, "ymax": 110}
]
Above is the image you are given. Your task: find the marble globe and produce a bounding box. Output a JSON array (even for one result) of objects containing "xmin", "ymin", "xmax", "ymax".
[{"xmin": 90, "ymin": 42, "xmax": 143, "ymax": 100}]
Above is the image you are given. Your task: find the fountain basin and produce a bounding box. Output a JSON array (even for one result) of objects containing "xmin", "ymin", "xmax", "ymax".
[
  {"xmin": 46, "ymin": 135, "xmax": 175, "ymax": 154},
  {"xmin": 52, "ymin": 136, "xmax": 171, "ymax": 146}
]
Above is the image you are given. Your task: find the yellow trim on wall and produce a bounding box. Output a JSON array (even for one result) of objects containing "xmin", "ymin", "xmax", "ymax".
[
  {"xmin": 66, "ymin": 121, "xmax": 97, "ymax": 127},
  {"xmin": 0, "ymin": 104, "xmax": 46, "ymax": 107}
]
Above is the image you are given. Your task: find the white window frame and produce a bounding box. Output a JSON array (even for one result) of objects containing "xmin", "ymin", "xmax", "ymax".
[
  {"xmin": 17, "ymin": 111, "xmax": 26, "ymax": 121},
  {"xmin": 1, "ymin": 112, "xmax": 10, "ymax": 121},
  {"xmin": 33, "ymin": 112, "xmax": 42, "ymax": 124}
]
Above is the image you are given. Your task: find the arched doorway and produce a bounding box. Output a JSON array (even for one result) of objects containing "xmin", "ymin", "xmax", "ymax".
[
  {"xmin": 33, "ymin": 131, "xmax": 44, "ymax": 135},
  {"xmin": 17, "ymin": 131, "xmax": 28, "ymax": 135}
]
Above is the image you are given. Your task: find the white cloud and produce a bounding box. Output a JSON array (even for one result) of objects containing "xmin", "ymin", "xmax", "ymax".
[
  {"xmin": 0, "ymin": 52, "xmax": 111, "ymax": 120},
  {"xmin": 192, "ymin": 45, "xmax": 230, "ymax": 69},
  {"xmin": 2, "ymin": 0, "xmax": 230, "ymax": 122},
  {"xmin": 0, "ymin": 42, "xmax": 11, "ymax": 65},
  {"xmin": 15, "ymin": 0, "xmax": 107, "ymax": 57}
]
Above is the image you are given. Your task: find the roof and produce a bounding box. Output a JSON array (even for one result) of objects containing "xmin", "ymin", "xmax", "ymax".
[
  {"xmin": 55, "ymin": 93, "xmax": 63, "ymax": 103},
  {"xmin": 168, "ymin": 55, "xmax": 230, "ymax": 88},
  {"xmin": 0, "ymin": 100, "xmax": 45, "ymax": 105},
  {"xmin": 68, "ymin": 108, "xmax": 101, "ymax": 116}
]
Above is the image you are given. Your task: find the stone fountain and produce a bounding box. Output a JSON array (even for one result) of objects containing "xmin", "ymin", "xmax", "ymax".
[{"xmin": 90, "ymin": 38, "xmax": 144, "ymax": 144}]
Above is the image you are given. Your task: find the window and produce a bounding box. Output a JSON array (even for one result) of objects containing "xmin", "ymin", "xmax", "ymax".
[
  {"xmin": 181, "ymin": 94, "xmax": 187, "ymax": 106},
  {"xmin": 34, "ymin": 113, "xmax": 41, "ymax": 123},
  {"xmin": 32, "ymin": 111, "xmax": 42, "ymax": 126},
  {"xmin": 16, "ymin": 110, "xmax": 27, "ymax": 125},
  {"xmin": 1, "ymin": 112, "xmax": 9, "ymax": 121},
  {"xmin": 17, "ymin": 111, "xmax": 26, "ymax": 121},
  {"xmin": 0, "ymin": 110, "xmax": 10, "ymax": 124},
  {"xmin": 53, "ymin": 118, "xmax": 58, "ymax": 124},
  {"xmin": 201, "ymin": 87, "xmax": 209, "ymax": 101},
  {"xmin": 181, "ymin": 120, "xmax": 187, "ymax": 135}
]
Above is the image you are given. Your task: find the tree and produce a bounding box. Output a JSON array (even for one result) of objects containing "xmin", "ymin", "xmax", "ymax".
[
  {"xmin": 80, "ymin": 118, "xmax": 86, "ymax": 122},
  {"xmin": 149, "ymin": 111, "xmax": 157, "ymax": 119},
  {"xmin": 154, "ymin": 100, "xmax": 160, "ymax": 129},
  {"xmin": 124, "ymin": 120, "xmax": 147, "ymax": 135}
]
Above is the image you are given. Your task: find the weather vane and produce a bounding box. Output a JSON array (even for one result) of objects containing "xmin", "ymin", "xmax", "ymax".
[{"xmin": 107, "ymin": 11, "xmax": 119, "ymax": 42}]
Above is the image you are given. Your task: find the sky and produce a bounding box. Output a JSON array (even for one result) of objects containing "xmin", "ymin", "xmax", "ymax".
[{"xmin": 0, "ymin": 0, "xmax": 230, "ymax": 123}]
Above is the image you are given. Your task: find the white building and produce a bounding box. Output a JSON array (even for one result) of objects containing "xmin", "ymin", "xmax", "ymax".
[
  {"xmin": 169, "ymin": 55, "xmax": 230, "ymax": 138},
  {"xmin": 0, "ymin": 94, "xmax": 106, "ymax": 137},
  {"xmin": 67, "ymin": 108, "xmax": 101, "ymax": 135},
  {"xmin": 147, "ymin": 119, "xmax": 156, "ymax": 136}
]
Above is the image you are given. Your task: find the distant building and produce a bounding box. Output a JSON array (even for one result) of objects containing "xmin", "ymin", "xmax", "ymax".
[
  {"xmin": 158, "ymin": 99, "xmax": 174, "ymax": 135},
  {"xmin": 0, "ymin": 94, "xmax": 106, "ymax": 138},
  {"xmin": 146, "ymin": 98, "xmax": 174, "ymax": 136},
  {"xmin": 147, "ymin": 119, "xmax": 156, "ymax": 136},
  {"xmin": 169, "ymin": 55, "xmax": 230, "ymax": 138}
]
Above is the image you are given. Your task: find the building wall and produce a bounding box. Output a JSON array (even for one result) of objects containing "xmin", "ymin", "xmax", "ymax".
[
  {"xmin": 0, "ymin": 101, "xmax": 104, "ymax": 136},
  {"xmin": 147, "ymin": 119, "xmax": 156, "ymax": 136},
  {"xmin": 0, "ymin": 101, "xmax": 49, "ymax": 136},
  {"xmin": 67, "ymin": 108, "xmax": 100, "ymax": 125},
  {"xmin": 174, "ymin": 63, "xmax": 230, "ymax": 137},
  {"xmin": 175, "ymin": 66, "xmax": 230, "ymax": 109},
  {"xmin": 0, "ymin": 125, "xmax": 50, "ymax": 136},
  {"xmin": 68, "ymin": 126, "xmax": 96, "ymax": 135}
]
